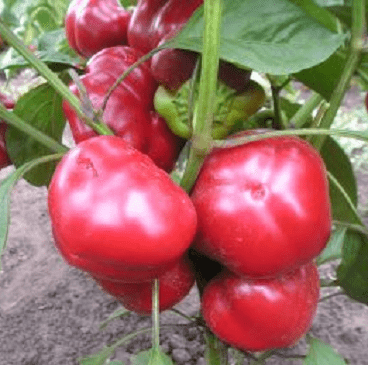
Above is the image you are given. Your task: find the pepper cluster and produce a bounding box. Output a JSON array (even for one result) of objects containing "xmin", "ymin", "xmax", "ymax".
[
  {"xmin": 47, "ymin": 0, "xmax": 332, "ymax": 354},
  {"xmin": 191, "ymin": 130, "xmax": 331, "ymax": 351}
]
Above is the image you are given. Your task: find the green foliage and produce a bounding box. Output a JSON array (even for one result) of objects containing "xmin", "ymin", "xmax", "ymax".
[
  {"xmin": 337, "ymin": 229, "xmax": 368, "ymax": 304},
  {"xmin": 0, "ymin": 0, "xmax": 79, "ymax": 72},
  {"xmin": 294, "ymin": 52, "xmax": 346, "ymax": 101},
  {"xmin": 320, "ymin": 136, "xmax": 359, "ymax": 223},
  {"xmin": 317, "ymin": 226, "xmax": 346, "ymax": 265},
  {"xmin": 0, "ymin": 29, "xmax": 80, "ymax": 71},
  {"xmin": 131, "ymin": 349, "xmax": 175, "ymax": 365},
  {"xmin": 7, "ymin": 82, "xmax": 66, "ymax": 186},
  {"xmin": 170, "ymin": 0, "xmax": 346, "ymax": 75},
  {"xmin": 304, "ymin": 336, "xmax": 347, "ymax": 365}
]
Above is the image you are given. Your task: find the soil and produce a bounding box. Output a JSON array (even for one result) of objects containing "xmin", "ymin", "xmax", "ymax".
[{"xmin": 1, "ymin": 74, "xmax": 368, "ymax": 364}]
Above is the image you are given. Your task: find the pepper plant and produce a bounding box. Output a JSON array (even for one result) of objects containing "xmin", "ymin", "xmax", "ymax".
[{"xmin": 0, "ymin": 0, "xmax": 368, "ymax": 364}]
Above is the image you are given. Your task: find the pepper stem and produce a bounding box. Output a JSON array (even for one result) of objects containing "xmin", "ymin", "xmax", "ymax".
[{"xmin": 180, "ymin": 0, "xmax": 222, "ymax": 192}]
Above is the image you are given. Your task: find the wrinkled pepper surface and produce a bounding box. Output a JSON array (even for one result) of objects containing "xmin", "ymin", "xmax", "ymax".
[{"xmin": 154, "ymin": 79, "xmax": 266, "ymax": 139}]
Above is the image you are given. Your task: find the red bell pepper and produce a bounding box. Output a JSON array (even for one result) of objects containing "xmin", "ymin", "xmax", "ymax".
[
  {"xmin": 48, "ymin": 135, "xmax": 197, "ymax": 283},
  {"xmin": 191, "ymin": 131, "xmax": 332, "ymax": 278},
  {"xmin": 62, "ymin": 46, "xmax": 183, "ymax": 172},
  {"xmin": 65, "ymin": 0, "xmax": 131, "ymax": 58},
  {"xmin": 94, "ymin": 255, "xmax": 195, "ymax": 315},
  {"xmin": 128, "ymin": 0, "xmax": 251, "ymax": 91},
  {"xmin": 201, "ymin": 262, "xmax": 320, "ymax": 352}
]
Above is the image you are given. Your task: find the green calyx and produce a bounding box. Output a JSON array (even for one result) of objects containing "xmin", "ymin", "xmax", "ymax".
[{"xmin": 154, "ymin": 79, "xmax": 266, "ymax": 140}]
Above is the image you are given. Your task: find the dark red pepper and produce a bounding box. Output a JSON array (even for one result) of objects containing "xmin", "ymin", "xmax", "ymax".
[
  {"xmin": 65, "ymin": 0, "xmax": 131, "ymax": 58},
  {"xmin": 0, "ymin": 93, "xmax": 15, "ymax": 169},
  {"xmin": 62, "ymin": 46, "xmax": 183, "ymax": 172},
  {"xmin": 128, "ymin": 0, "xmax": 251, "ymax": 91}
]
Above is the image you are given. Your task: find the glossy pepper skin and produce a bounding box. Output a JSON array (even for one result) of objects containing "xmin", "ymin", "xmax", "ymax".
[
  {"xmin": 0, "ymin": 93, "xmax": 15, "ymax": 169},
  {"xmin": 201, "ymin": 262, "xmax": 320, "ymax": 352},
  {"xmin": 128, "ymin": 0, "xmax": 251, "ymax": 92},
  {"xmin": 191, "ymin": 132, "xmax": 332, "ymax": 278},
  {"xmin": 62, "ymin": 46, "xmax": 183, "ymax": 172},
  {"xmin": 94, "ymin": 255, "xmax": 195, "ymax": 315},
  {"xmin": 65, "ymin": 0, "xmax": 131, "ymax": 58},
  {"xmin": 48, "ymin": 136, "xmax": 197, "ymax": 283}
]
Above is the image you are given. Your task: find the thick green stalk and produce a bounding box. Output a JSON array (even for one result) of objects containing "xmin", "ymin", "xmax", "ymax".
[
  {"xmin": 180, "ymin": 0, "xmax": 222, "ymax": 191},
  {"xmin": 0, "ymin": 20, "xmax": 113, "ymax": 137},
  {"xmin": 311, "ymin": 0, "xmax": 365, "ymax": 150},
  {"xmin": 0, "ymin": 104, "xmax": 68, "ymax": 153}
]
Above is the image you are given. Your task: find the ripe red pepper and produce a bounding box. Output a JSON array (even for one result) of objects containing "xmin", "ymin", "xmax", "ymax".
[
  {"xmin": 0, "ymin": 93, "xmax": 15, "ymax": 169},
  {"xmin": 62, "ymin": 46, "xmax": 183, "ymax": 172},
  {"xmin": 94, "ymin": 255, "xmax": 195, "ymax": 315},
  {"xmin": 65, "ymin": 0, "xmax": 131, "ymax": 58},
  {"xmin": 191, "ymin": 132, "xmax": 332, "ymax": 278},
  {"xmin": 128, "ymin": 0, "xmax": 251, "ymax": 91},
  {"xmin": 201, "ymin": 262, "xmax": 320, "ymax": 352},
  {"xmin": 48, "ymin": 135, "xmax": 197, "ymax": 283}
]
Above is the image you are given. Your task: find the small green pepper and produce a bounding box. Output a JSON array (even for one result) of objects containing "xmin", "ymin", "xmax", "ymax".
[{"xmin": 154, "ymin": 79, "xmax": 266, "ymax": 140}]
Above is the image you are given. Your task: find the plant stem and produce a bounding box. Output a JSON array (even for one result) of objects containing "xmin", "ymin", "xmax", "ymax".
[
  {"xmin": 204, "ymin": 330, "xmax": 229, "ymax": 365},
  {"xmin": 249, "ymin": 350, "xmax": 274, "ymax": 365},
  {"xmin": 213, "ymin": 127, "xmax": 368, "ymax": 149},
  {"xmin": 0, "ymin": 104, "xmax": 68, "ymax": 154},
  {"xmin": 152, "ymin": 279, "xmax": 160, "ymax": 350},
  {"xmin": 180, "ymin": 0, "xmax": 222, "ymax": 192},
  {"xmin": 291, "ymin": 92, "xmax": 324, "ymax": 128},
  {"xmin": 0, "ymin": 19, "xmax": 113, "ymax": 137},
  {"xmin": 311, "ymin": 0, "xmax": 366, "ymax": 150},
  {"xmin": 270, "ymin": 84, "xmax": 284, "ymax": 129},
  {"xmin": 333, "ymin": 220, "xmax": 368, "ymax": 236}
]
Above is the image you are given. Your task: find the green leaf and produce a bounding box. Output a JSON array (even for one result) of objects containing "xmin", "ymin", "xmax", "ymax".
[
  {"xmin": 78, "ymin": 346, "xmax": 115, "ymax": 365},
  {"xmin": 99, "ymin": 309, "xmax": 131, "ymax": 330},
  {"xmin": 280, "ymin": 97, "xmax": 313, "ymax": 127},
  {"xmin": 294, "ymin": 51, "xmax": 346, "ymax": 101},
  {"xmin": 131, "ymin": 349, "xmax": 174, "ymax": 365},
  {"xmin": 304, "ymin": 336, "xmax": 347, "ymax": 365},
  {"xmin": 337, "ymin": 230, "xmax": 368, "ymax": 304},
  {"xmin": 0, "ymin": 154, "xmax": 64, "ymax": 267},
  {"xmin": 32, "ymin": 6, "xmax": 59, "ymax": 31},
  {"xmin": 0, "ymin": 29, "xmax": 81, "ymax": 72},
  {"xmin": 7, "ymin": 82, "xmax": 66, "ymax": 186},
  {"xmin": 316, "ymin": 225, "xmax": 346, "ymax": 265},
  {"xmin": 326, "ymin": 6, "xmax": 353, "ymax": 26},
  {"xmin": 118, "ymin": 0, "xmax": 137, "ymax": 7},
  {"xmin": 169, "ymin": 0, "xmax": 347, "ymax": 75},
  {"xmin": 320, "ymin": 137, "xmax": 359, "ymax": 223},
  {"xmin": 288, "ymin": 0, "xmax": 340, "ymax": 32}
]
